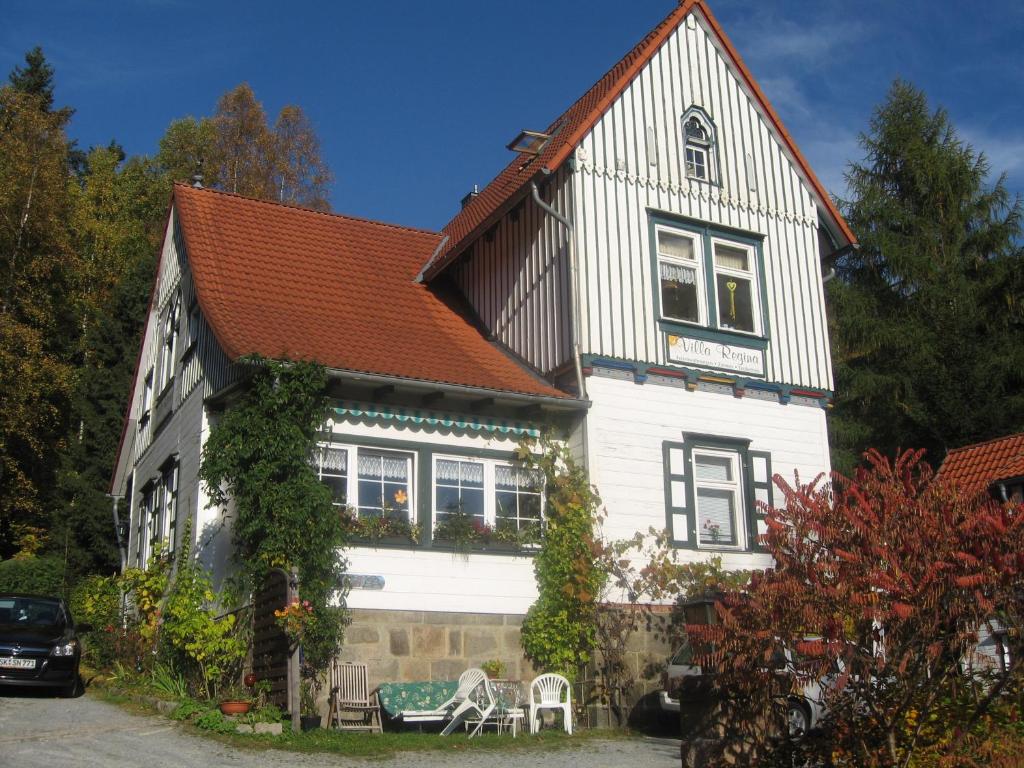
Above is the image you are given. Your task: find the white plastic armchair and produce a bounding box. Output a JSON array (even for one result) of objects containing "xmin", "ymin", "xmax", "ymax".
[
  {"xmin": 438, "ymin": 668, "xmax": 494, "ymax": 736},
  {"xmin": 528, "ymin": 673, "xmax": 572, "ymax": 734}
]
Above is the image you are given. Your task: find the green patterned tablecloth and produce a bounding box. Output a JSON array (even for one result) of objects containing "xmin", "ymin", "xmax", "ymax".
[{"xmin": 376, "ymin": 681, "xmax": 458, "ymax": 718}]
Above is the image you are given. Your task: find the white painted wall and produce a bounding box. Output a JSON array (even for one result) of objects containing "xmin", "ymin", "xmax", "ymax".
[
  {"xmin": 328, "ymin": 410, "xmax": 539, "ymax": 614},
  {"xmin": 450, "ymin": 167, "xmax": 573, "ymax": 375},
  {"xmin": 570, "ymin": 10, "xmax": 833, "ymax": 390},
  {"xmin": 584, "ymin": 373, "xmax": 831, "ymax": 571}
]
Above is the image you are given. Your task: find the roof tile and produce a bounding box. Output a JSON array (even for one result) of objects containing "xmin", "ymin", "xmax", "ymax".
[
  {"xmin": 936, "ymin": 433, "xmax": 1024, "ymax": 493},
  {"xmin": 173, "ymin": 184, "xmax": 569, "ymax": 400}
]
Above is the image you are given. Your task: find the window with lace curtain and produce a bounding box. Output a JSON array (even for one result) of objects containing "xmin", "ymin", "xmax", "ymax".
[
  {"xmin": 312, "ymin": 445, "xmax": 413, "ymax": 520},
  {"xmin": 433, "ymin": 456, "xmax": 543, "ymax": 535},
  {"xmin": 654, "ymin": 220, "xmax": 764, "ymax": 338}
]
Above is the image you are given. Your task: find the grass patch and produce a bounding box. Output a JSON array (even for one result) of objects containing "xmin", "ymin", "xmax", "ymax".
[
  {"xmin": 84, "ymin": 668, "xmax": 636, "ymax": 758},
  {"xmin": 209, "ymin": 723, "xmax": 631, "ymax": 758}
]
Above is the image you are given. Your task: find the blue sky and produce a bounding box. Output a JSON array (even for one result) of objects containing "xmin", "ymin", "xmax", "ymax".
[{"xmin": 3, "ymin": 0, "xmax": 1022, "ymax": 230}]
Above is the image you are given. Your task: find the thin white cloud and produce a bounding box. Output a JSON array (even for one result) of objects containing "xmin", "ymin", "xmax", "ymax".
[{"xmin": 961, "ymin": 129, "xmax": 1024, "ymax": 177}]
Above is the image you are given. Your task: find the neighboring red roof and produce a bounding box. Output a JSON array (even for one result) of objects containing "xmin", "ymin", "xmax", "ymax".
[
  {"xmin": 172, "ymin": 184, "xmax": 569, "ymax": 399},
  {"xmin": 937, "ymin": 433, "xmax": 1024, "ymax": 493},
  {"xmin": 426, "ymin": 0, "xmax": 855, "ymax": 280}
]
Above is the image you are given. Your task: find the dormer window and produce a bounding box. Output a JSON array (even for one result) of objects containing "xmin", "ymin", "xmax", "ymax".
[{"xmin": 681, "ymin": 109, "xmax": 717, "ymax": 183}]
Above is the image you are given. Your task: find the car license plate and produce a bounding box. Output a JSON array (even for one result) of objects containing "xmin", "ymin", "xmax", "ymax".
[{"xmin": 0, "ymin": 656, "xmax": 36, "ymax": 669}]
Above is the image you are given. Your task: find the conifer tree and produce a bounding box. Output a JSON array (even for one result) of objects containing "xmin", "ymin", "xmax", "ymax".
[{"xmin": 828, "ymin": 81, "xmax": 1024, "ymax": 472}]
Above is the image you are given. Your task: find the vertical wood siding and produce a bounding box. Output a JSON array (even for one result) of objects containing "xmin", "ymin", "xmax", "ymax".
[
  {"xmin": 571, "ymin": 14, "xmax": 833, "ymax": 390},
  {"xmin": 450, "ymin": 166, "xmax": 573, "ymax": 375}
]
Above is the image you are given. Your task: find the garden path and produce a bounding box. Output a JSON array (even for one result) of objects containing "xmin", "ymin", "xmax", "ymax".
[{"xmin": 0, "ymin": 689, "xmax": 680, "ymax": 768}]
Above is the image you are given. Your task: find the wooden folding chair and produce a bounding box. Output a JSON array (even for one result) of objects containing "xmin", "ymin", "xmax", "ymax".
[{"xmin": 328, "ymin": 661, "xmax": 382, "ymax": 733}]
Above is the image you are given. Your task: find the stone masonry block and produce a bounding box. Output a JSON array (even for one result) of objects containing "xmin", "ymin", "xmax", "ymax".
[
  {"xmin": 448, "ymin": 629, "xmax": 462, "ymax": 657},
  {"xmin": 389, "ymin": 628, "xmax": 410, "ymax": 656},
  {"xmin": 424, "ymin": 612, "xmax": 503, "ymax": 626},
  {"xmin": 431, "ymin": 658, "xmax": 467, "ymax": 681},
  {"xmin": 399, "ymin": 658, "xmax": 431, "ymax": 681},
  {"xmin": 346, "ymin": 625, "xmax": 380, "ymax": 645},
  {"xmin": 412, "ymin": 625, "xmax": 445, "ymax": 657},
  {"xmin": 463, "ymin": 628, "xmax": 498, "ymax": 657}
]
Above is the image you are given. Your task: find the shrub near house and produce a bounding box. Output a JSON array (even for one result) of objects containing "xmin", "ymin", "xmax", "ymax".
[{"xmin": 684, "ymin": 450, "xmax": 1024, "ymax": 767}]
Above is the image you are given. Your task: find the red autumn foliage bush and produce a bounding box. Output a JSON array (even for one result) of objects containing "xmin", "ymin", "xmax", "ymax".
[{"xmin": 686, "ymin": 449, "xmax": 1024, "ymax": 767}]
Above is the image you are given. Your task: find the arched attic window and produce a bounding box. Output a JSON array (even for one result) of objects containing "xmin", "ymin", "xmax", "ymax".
[{"xmin": 681, "ymin": 108, "xmax": 717, "ymax": 184}]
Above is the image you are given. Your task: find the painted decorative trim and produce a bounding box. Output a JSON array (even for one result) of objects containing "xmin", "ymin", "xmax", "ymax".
[
  {"xmin": 575, "ymin": 160, "xmax": 819, "ymax": 228},
  {"xmin": 583, "ymin": 355, "xmax": 832, "ymax": 408},
  {"xmin": 331, "ymin": 402, "xmax": 541, "ymax": 437}
]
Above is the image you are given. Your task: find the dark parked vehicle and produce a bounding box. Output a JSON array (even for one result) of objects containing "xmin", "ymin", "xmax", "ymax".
[{"xmin": 0, "ymin": 594, "xmax": 90, "ymax": 695}]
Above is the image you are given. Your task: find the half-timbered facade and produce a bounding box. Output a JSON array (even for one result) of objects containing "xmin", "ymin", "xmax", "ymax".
[{"xmin": 111, "ymin": 0, "xmax": 854, "ymax": 688}]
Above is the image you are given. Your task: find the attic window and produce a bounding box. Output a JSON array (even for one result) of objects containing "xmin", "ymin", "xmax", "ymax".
[
  {"xmin": 507, "ymin": 130, "xmax": 551, "ymax": 155},
  {"xmin": 681, "ymin": 108, "xmax": 717, "ymax": 184}
]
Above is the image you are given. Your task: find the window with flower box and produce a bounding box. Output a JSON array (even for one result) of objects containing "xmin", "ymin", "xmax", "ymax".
[
  {"xmin": 432, "ymin": 455, "xmax": 543, "ymax": 544},
  {"xmin": 312, "ymin": 444, "xmax": 414, "ymax": 522}
]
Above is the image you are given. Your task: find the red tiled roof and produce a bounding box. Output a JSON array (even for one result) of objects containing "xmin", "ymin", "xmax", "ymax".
[
  {"xmin": 172, "ymin": 184, "xmax": 570, "ymax": 399},
  {"xmin": 426, "ymin": 0, "xmax": 854, "ymax": 280},
  {"xmin": 937, "ymin": 433, "xmax": 1024, "ymax": 493}
]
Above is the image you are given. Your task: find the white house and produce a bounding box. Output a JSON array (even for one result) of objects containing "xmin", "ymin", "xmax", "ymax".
[{"xmin": 110, "ymin": 0, "xmax": 854, "ymax": 689}]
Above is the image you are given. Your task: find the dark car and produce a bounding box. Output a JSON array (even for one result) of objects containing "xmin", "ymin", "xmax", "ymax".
[{"xmin": 0, "ymin": 593, "xmax": 90, "ymax": 695}]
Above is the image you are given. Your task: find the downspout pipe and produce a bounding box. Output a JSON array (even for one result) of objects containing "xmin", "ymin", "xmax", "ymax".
[
  {"xmin": 530, "ymin": 179, "xmax": 586, "ymax": 399},
  {"xmin": 107, "ymin": 493, "xmax": 127, "ymax": 571},
  {"xmin": 821, "ymin": 242, "xmax": 858, "ymax": 284}
]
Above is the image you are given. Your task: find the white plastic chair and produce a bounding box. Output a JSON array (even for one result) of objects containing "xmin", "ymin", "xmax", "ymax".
[
  {"xmin": 440, "ymin": 668, "xmax": 494, "ymax": 736},
  {"xmin": 528, "ymin": 673, "xmax": 572, "ymax": 734}
]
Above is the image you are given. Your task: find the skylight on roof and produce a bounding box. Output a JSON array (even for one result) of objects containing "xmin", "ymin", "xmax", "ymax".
[{"xmin": 506, "ymin": 130, "xmax": 551, "ymax": 155}]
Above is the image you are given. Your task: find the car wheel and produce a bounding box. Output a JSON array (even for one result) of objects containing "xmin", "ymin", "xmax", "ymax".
[
  {"xmin": 59, "ymin": 678, "xmax": 79, "ymax": 698},
  {"xmin": 787, "ymin": 700, "xmax": 810, "ymax": 738}
]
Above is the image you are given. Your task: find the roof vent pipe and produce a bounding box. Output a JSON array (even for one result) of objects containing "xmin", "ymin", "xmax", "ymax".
[{"xmin": 460, "ymin": 184, "xmax": 480, "ymax": 209}]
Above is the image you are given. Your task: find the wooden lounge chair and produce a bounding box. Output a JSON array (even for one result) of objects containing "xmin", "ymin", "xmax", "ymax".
[{"xmin": 328, "ymin": 661, "xmax": 382, "ymax": 733}]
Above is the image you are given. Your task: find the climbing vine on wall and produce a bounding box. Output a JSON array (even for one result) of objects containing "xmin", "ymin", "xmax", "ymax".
[
  {"xmin": 517, "ymin": 434, "xmax": 605, "ymax": 681},
  {"xmin": 199, "ymin": 357, "xmax": 347, "ymax": 675}
]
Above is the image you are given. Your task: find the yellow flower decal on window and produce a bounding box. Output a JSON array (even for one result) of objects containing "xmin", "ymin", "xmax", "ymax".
[{"xmin": 393, "ymin": 489, "xmax": 408, "ymax": 506}]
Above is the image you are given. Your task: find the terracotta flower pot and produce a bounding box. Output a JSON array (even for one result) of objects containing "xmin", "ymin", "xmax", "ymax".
[{"xmin": 219, "ymin": 700, "xmax": 252, "ymax": 715}]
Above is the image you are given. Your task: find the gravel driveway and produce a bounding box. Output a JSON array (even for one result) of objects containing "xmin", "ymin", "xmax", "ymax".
[{"xmin": 0, "ymin": 689, "xmax": 680, "ymax": 768}]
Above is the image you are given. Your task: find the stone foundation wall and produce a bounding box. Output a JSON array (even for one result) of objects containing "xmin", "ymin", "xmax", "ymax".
[
  {"xmin": 335, "ymin": 606, "xmax": 674, "ymax": 730},
  {"xmin": 339, "ymin": 608, "xmax": 537, "ymax": 689}
]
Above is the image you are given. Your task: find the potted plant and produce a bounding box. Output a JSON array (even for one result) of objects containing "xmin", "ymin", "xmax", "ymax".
[
  {"xmin": 299, "ymin": 679, "xmax": 321, "ymax": 731},
  {"xmin": 480, "ymin": 659, "xmax": 507, "ymax": 679},
  {"xmin": 218, "ymin": 682, "xmax": 252, "ymax": 715}
]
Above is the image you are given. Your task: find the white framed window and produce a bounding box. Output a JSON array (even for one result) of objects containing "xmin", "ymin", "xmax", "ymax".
[
  {"xmin": 656, "ymin": 226, "xmax": 706, "ymax": 326},
  {"xmin": 159, "ymin": 462, "xmax": 178, "ymax": 556},
  {"xmin": 157, "ymin": 293, "xmax": 181, "ymax": 394},
  {"xmin": 186, "ymin": 303, "xmax": 201, "ymax": 352},
  {"xmin": 357, "ymin": 450, "xmax": 412, "ymax": 519},
  {"xmin": 137, "ymin": 484, "xmax": 154, "ymax": 567},
  {"xmin": 710, "ymin": 239, "xmax": 760, "ymax": 334},
  {"xmin": 682, "ymin": 113, "xmax": 715, "ymax": 182},
  {"xmin": 654, "ymin": 220, "xmax": 764, "ymax": 338},
  {"xmin": 693, "ymin": 448, "xmax": 744, "ymax": 548},
  {"xmin": 140, "ymin": 368, "xmax": 154, "ymax": 426},
  {"xmin": 315, "ymin": 445, "xmax": 349, "ymax": 509},
  {"xmin": 434, "ymin": 457, "xmax": 485, "ymax": 524},
  {"xmin": 432, "ymin": 455, "xmax": 543, "ymax": 535},
  {"xmin": 313, "ymin": 443, "xmax": 414, "ymax": 521},
  {"xmin": 494, "ymin": 464, "xmax": 543, "ymax": 533}
]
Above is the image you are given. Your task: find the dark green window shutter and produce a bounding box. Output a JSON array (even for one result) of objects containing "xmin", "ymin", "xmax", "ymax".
[
  {"xmin": 747, "ymin": 451, "xmax": 773, "ymax": 552},
  {"xmin": 663, "ymin": 441, "xmax": 695, "ymax": 548}
]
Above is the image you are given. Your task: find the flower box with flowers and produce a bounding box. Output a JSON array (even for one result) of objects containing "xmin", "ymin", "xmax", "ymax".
[
  {"xmin": 431, "ymin": 511, "xmax": 541, "ymax": 553},
  {"xmin": 339, "ymin": 506, "xmax": 421, "ymax": 547}
]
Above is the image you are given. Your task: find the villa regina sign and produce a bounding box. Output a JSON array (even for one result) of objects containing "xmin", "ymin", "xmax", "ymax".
[{"xmin": 667, "ymin": 334, "xmax": 765, "ymax": 376}]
